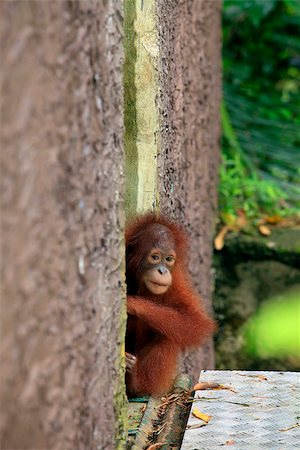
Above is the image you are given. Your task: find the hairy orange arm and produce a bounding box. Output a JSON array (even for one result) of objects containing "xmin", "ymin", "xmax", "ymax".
[{"xmin": 127, "ymin": 295, "xmax": 214, "ymax": 347}]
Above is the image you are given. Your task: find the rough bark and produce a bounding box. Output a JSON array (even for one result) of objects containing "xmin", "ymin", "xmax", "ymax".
[
  {"xmin": 157, "ymin": 0, "xmax": 222, "ymax": 378},
  {"xmin": 0, "ymin": 2, "xmax": 126, "ymax": 449}
]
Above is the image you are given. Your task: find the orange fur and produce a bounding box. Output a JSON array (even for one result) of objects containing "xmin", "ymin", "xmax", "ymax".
[{"xmin": 125, "ymin": 212, "xmax": 215, "ymax": 396}]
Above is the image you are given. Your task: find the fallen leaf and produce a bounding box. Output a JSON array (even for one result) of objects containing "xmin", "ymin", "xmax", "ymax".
[
  {"xmin": 192, "ymin": 407, "xmax": 212, "ymax": 423},
  {"xmin": 193, "ymin": 382, "xmax": 237, "ymax": 393},
  {"xmin": 279, "ymin": 423, "xmax": 300, "ymax": 432},
  {"xmin": 225, "ymin": 440, "xmax": 235, "ymax": 445},
  {"xmin": 217, "ymin": 384, "xmax": 238, "ymax": 393},
  {"xmin": 147, "ymin": 443, "xmax": 166, "ymax": 450},
  {"xmin": 258, "ymin": 224, "xmax": 271, "ymax": 236},
  {"xmin": 238, "ymin": 373, "xmax": 268, "ymax": 382},
  {"xmin": 214, "ymin": 225, "xmax": 230, "ymax": 250},
  {"xmin": 193, "ymin": 382, "xmax": 221, "ymax": 391},
  {"xmin": 265, "ymin": 215, "xmax": 282, "ymax": 224},
  {"xmin": 257, "ymin": 375, "xmax": 268, "ymax": 381}
]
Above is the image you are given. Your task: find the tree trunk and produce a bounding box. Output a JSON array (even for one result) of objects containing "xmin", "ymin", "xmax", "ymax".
[
  {"xmin": 124, "ymin": 0, "xmax": 221, "ymax": 380},
  {"xmin": 0, "ymin": 2, "xmax": 126, "ymax": 449},
  {"xmin": 157, "ymin": 0, "xmax": 222, "ymax": 378}
]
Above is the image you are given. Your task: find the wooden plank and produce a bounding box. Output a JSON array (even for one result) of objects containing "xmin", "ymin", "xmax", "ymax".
[
  {"xmin": 132, "ymin": 396, "xmax": 163, "ymax": 449},
  {"xmin": 127, "ymin": 375, "xmax": 193, "ymax": 448},
  {"xmin": 159, "ymin": 375, "xmax": 193, "ymax": 449},
  {"xmin": 128, "ymin": 400, "xmax": 148, "ymax": 436}
]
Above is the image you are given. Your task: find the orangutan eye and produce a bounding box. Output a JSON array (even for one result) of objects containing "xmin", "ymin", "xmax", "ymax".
[
  {"xmin": 151, "ymin": 254, "xmax": 160, "ymax": 261},
  {"xmin": 166, "ymin": 255, "xmax": 175, "ymax": 265}
]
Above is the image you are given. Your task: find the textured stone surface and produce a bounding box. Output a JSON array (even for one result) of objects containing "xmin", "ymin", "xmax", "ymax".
[
  {"xmin": 0, "ymin": 1, "xmax": 126, "ymax": 449},
  {"xmin": 156, "ymin": 0, "xmax": 222, "ymax": 376}
]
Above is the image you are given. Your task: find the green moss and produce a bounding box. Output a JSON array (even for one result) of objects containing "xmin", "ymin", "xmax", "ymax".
[
  {"xmin": 124, "ymin": 0, "xmax": 138, "ymax": 217},
  {"xmin": 114, "ymin": 276, "xmax": 128, "ymax": 449}
]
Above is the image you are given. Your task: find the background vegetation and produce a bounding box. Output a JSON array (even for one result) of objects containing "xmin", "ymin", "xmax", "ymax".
[{"xmin": 220, "ymin": 0, "xmax": 300, "ymax": 225}]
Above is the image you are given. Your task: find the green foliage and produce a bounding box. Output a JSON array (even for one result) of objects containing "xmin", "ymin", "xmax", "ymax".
[
  {"xmin": 219, "ymin": 154, "xmax": 288, "ymax": 220},
  {"xmin": 220, "ymin": 0, "xmax": 300, "ymax": 222}
]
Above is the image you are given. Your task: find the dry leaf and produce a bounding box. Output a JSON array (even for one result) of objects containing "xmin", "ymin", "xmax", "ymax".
[
  {"xmin": 214, "ymin": 225, "xmax": 230, "ymax": 250},
  {"xmin": 225, "ymin": 440, "xmax": 235, "ymax": 445},
  {"xmin": 217, "ymin": 384, "xmax": 238, "ymax": 393},
  {"xmin": 193, "ymin": 382, "xmax": 222, "ymax": 391},
  {"xmin": 238, "ymin": 373, "xmax": 268, "ymax": 382},
  {"xmin": 279, "ymin": 423, "xmax": 300, "ymax": 432},
  {"xmin": 147, "ymin": 443, "xmax": 166, "ymax": 450},
  {"xmin": 265, "ymin": 215, "xmax": 282, "ymax": 224},
  {"xmin": 193, "ymin": 382, "xmax": 237, "ymax": 393},
  {"xmin": 258, "ymin": 225, "xmax": 271, "ymax": 236},
  {"xmin": 257, "ymin": 375, "xmax": 268, "ymax": 381},
  {"xmin": 192, "ymin": 407, "xmax": 212, "ymax": 423}
]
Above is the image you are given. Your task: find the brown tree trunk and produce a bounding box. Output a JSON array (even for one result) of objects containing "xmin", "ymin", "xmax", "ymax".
[
  {"xmin": 157, "ymin": 0, "xmax": 222, "ymax": 379},
  {"xmin": 0, "ymin": 2, "xmax": 126, "ymax": 449}
]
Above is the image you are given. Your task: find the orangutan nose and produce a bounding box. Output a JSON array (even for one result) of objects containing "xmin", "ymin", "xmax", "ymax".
[{"xmin": 158, "ymin": 265, "xmax": 168, "ymax": 275}]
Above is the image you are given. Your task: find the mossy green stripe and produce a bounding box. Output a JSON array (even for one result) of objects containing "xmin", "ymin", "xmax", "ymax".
[{"xmin": 124, "ymin": 0, "xmax": 159, "ymax": 218}]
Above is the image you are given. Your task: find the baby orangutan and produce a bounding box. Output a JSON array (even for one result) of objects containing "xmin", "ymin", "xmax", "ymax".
[{"xmin": 125, "ymin": 213, "xmax": 215, "ymax": 396}]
